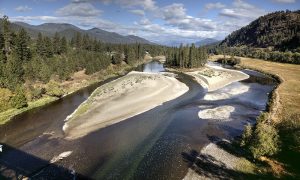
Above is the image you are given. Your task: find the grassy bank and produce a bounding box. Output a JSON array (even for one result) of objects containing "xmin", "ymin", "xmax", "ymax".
[
  {"xmin": 0, "ymin": 60, "xmax": 146, "ymax": 125},
  {"xmin": 210, "ymin": 55, "xmax": 300, "ymax": 178}
]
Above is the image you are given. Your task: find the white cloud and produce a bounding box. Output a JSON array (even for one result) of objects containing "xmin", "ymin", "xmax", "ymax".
[
  {"xmin": 129, "ymin": 9, "xmax": 145, "ymax": 16},
  {"xmin": 219, "ymin": 0, "xmax": 265, "ymax": 19},
  {"xmin": 272, "ymin": 0, "xmax": 296, "ymax": 3},
  {"xmin": 118, "ymin": 0, "xmax": 157, "ymax": 10},
  {"xmin": 205, "ymin": 2, "xmax": 226, "ymax": 10},
  {"xmin": 15, "ymin": 5, "xmax": 32, "ymax": 12},
  {"xmin": 56, "ymin": 2, "xmax": 102, "ymax": 17},
  {"xmin": 162, "ymin": 3, "xmax": 216, "ymax": 31}
]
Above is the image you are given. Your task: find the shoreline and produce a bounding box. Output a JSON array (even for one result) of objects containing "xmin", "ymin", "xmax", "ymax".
[
  {"xmin": 182, "ymin": 60, "xmax": 278, "ymax": 179},
  {"xmin": 63, "ymin": 71, "xmax": 189, "ymax": 140},
  {"xmin": 209, "ymin": 55, "xmax": 283, "ymax": 123},
  {"xmin": 0, "ymin": 61, "xmax": 148, "ymax": 126}
]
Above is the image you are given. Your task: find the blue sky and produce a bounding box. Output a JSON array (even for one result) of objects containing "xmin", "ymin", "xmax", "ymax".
[{"xmin": 0, "ymin": 0, "xmax": 299, "ymax": 44}]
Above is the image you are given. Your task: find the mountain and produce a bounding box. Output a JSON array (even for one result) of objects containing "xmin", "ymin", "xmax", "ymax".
[
  {"xmin": 195, "ymin": 38, "xmax": 220, "ymax": 46},
  {"xmin": 2, "ymin": 20, "xmax": 153, "ymax": 44},
  {"xmin": 221, "ymin": 10, "xmax": 300, "ymax": 51}
]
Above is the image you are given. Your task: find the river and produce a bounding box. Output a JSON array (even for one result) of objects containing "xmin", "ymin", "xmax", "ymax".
[{"xmin": 0, "ymin": 61, "xmax": 276, "ymax": 179}]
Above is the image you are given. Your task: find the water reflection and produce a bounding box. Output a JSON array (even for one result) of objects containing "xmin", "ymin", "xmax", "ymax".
[{"xmin": 142, "ymin": 61, "xmax": 165, "ymax": 73}]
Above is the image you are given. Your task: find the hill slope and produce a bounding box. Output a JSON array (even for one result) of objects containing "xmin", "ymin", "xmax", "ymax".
[
  {"xmin": 2, "ymin": 20, "xmax": 153, "ymax": 44},
  {"xmin": 195, "ymin": 38, "xmax": 220, "ymax": 47},
  {"xmin": 221, "ymin": 10, "xmax": 300, "ymax": 51}
]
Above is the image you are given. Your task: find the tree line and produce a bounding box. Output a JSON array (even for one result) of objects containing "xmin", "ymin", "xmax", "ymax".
[
  {"xmin": 0, "ymin": 16, "xmax": 208, "ymax": 112},
  {"xmin": 207, "ymin": 45, "xmax": 300, "ymax": 64},
  {"xmin": 165, "ymin": 44, "xmax": 208, "ymax": 68}
]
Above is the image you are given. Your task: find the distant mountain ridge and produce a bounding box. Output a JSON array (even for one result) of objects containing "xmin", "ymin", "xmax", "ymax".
[
  {"xmin": 2, "ymin": 20, "xmax": 153, "ymax": 44},
  {"xmin": 195, "ymin": 38, "xmax": 220, "ymax": 47},
  {"xmin": 221, "ymin": 10, "xmax": 300, "ymax": 51}
]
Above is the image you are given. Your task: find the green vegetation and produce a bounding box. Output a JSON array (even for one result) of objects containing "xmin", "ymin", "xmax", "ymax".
[
  {"xmin": 220, "ymin": 56, "xmax": 300, "ymax": 177},
  {"xmin": 208, "ymin": 45, "xmax": 300, "ymax": 64},
  {"xmin": 206, "ymin": 10, "xmax": 300, "ymax": 65},
  {"xmin": 216, "ymin": 55, "xmax": 241, "ymax": 66},
  {"xmin": 221, "ymin": 10, "xmax": 300, "ymax": 52},
  {"xmin": 165, "ymin": 43, "xmax": 207, "ymax": 68},
  {"xmin": 241, "ymin": 113, "xmax": 280, "ymax": 159},
  {"xmin": 0, "ymin": 15, "xmax": 208, "ymax": 124},
  {"xmin": 45, "ymin": 80, "xmax": 64, "ymax": 98},
  {"xmin": 10, "ymin": 87, "xmax": 28, "ymax": 109}
]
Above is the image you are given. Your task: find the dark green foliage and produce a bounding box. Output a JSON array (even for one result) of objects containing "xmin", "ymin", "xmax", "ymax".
[
  {"xmin": 241, "ymin": 113, "xmax": 280, "ymax": 159},
  {"xmin": 3, "ymin": 52, "xmax": 24, "ymax": 90},
  {"xmin": 165, "ymin": 44, "xmax": 207, "ymax": 68},
  {"xmin": 250, "ymin": 122, "xmax": 280, "ymax": 159},
  {"xmin": 0, "ymin": 16, "xmax": 205, "ymax": 113},
  {"xmin": 210, "ymin": 46, "xmax": 300, "ymax": 64},
  {"xmin": 221, "ymin": 10, "xmax": 300, "ymax": 52},
  {"xmin": 216, "ymin": 56, "xmax": 241, "ymax": 66},
  {"xmin": 112, "ymin": 52, "xmax": 124, "ymax": 65},
  {"xmin": 15, "ymin": 28, "xmax": 31, "ymax": 62},
  {"xmin": 10, "ymin": 87, "xmax": 28, "ymax": 109},
  {"xmin": 240, "ymin": 123, "xmax": 253, "ymax": 147},
  {"xmin": 125, "ymin": 47, "xmax": 136, "ymax": 65}
]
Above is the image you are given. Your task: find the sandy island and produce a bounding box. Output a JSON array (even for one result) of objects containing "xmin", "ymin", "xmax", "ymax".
[
  {"xmin": 186, "ymin": 64, "xmax": 249, "ymax": 92},
  {"xmin": 63, "ymin": 71, "xmax": 188, "ymax": 140}
]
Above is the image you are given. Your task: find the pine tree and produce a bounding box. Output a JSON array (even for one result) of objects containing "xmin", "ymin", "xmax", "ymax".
[
  {"xmin": 60, "ymin": 36, "xmax": 67, "ymax": 54},
  {"xmin": 4, "ymin": 52, "xmax": 24, "ymax": 90},
  {"xmin": 36, "ymin": 32, "xmax": 44, "ymax": 56},
  {"xmin": 43, "ymin": 36, "xmax": 53, "ymax": 58},
  {"xmin": 75, "ymin": 32, "xmax": 82, "ymax": 49},
  {"xmin": 2, "ymin": 15, "xmax": 12, "ymax": 56},
  {"xmin": 53, "ymin": 32, "xmax": 60, "ymax": 54},
  {"xmin": 15, "ymin": 28, "xmax": 31, "ymax": 62},
  {"xmin": 125, "ymin": 47, "xmax": 136, "ymax": 65}
]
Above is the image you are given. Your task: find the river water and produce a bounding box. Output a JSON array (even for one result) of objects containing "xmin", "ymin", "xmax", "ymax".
[{"xmin": 0, "ymin": 61, "xmax": 276, "ymax": 179}]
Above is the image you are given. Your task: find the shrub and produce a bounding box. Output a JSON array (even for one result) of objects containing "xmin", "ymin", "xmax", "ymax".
[
  {"xmin": 249, "ymin": 122, "xmax": 280, "ymax": 159},
  {"xmin": 45, "ymin": 80, "xmax": 64, "ymax": 97},
  {"xmin": 240, "ymin": 123, "xmax": 253, "ymax": 147},
  {"xmin": 0, "ymin": 88, "xmax": 13, "ymax": 112},
  {"xmin": 28, "ymin": 86, "xmax": 45, "ymax": 100},
  {"xmin": 10, "ymin": 88, "xmax": 28, "ymax": 109}
]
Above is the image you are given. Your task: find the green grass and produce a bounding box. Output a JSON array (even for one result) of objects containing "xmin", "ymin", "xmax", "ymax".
[{"xmin": 0, "ymin": 96, "xmax": 57, "ymax": 125}]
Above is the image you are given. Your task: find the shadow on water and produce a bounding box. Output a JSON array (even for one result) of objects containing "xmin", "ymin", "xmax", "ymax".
[
  {"xmin": 181, "ymin": 149, "xmax": 259, "ymax": 179},
  {"xmin": 0, "ymin": 143, "xmax": 91, "ymax": 180}
]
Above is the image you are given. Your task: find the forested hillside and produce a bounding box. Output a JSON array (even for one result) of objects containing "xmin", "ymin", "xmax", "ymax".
[
  {"xmin": 221, "ymin": 10, "xmax": 300, "ymax": 51},
  {"xmin": 208, "ymin": 10, "xmax": 300, "ymax": 64},
  {"xmin": 0, "ymin": 19, "xmax": 153, "ymax": 44}
]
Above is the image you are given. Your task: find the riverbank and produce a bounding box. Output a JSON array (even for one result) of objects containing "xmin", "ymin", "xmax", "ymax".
[
  {"xmin": 209, "ymin": 55, "xmax": 300, "ymax": 178},
  {"xmin": 0, "ymin": 61, "xmax": 148, "ymax": 125},
  {"xmin": 63, "ymin": 71, "xmax": 188, "ymax": 140}
]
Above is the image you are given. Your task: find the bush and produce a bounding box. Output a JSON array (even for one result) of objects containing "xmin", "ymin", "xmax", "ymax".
[
  {"xmin": 216, "ymin": 56, "xmax": 241, "ymax": 66},
  {"xmin": 45, "ymin": 80, "xmax": 64, "ymax": 97},
  {"xmin": 240, "ymin": 123, "xmax": 253, "ymax": 147},
  {"xmin": 10, "ymin": 88, "xmax": 28, "ymax": 109},
  {"xmin": 0, "ymin": 88, "xmax": 13, "ymax": 112},
  {"xmin": 27, "ymin": 86, "xmax": 45, "ymax": 100},
  {"xmin": 249, "ymin": 122, "xmax": 280, "ymax": 159}
]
